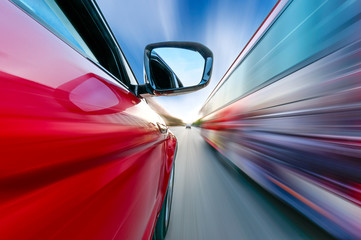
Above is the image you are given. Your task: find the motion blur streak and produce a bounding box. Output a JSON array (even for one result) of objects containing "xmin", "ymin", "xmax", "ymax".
[
  {"xmin": 166, "ymin": 127, "xmax": 333, "ymax": 240},
  {"xmin": 199, "ymin": 0, "xmax": 361, "ymax": 238}
]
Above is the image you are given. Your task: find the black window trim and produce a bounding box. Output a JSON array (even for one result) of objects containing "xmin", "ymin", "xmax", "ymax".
[{"xmin": 10, "ymin": 0, "xmax": 140, "ymax": 95}]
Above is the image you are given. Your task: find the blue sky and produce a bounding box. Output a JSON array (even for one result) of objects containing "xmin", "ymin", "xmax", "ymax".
[{"xmin": 98, "ymin": 0, "xmax": 277, "ymax": 122}]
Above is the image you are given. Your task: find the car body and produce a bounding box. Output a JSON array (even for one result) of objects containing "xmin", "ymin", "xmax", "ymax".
[
  {"xmin": 199, "ymin": 0, "xmax": 361, "ymax": 239},
  {"xmin": 0, "ymin": 0, "xmax": 212, "ymax": 239},
  {"xmin": 185, "ymin": 124, "xmax": 191, "ymax": 129}
]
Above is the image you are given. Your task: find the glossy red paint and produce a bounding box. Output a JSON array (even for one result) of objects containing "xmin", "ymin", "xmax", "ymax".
[{"xmin": 0, "ymin": 1, "xmax": 176, "ymax": 239}]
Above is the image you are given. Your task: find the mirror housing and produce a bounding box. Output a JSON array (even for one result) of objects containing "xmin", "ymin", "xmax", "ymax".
[{"xmin": 138, "ymin": 41, "xmax": 213, "ymax": 96}]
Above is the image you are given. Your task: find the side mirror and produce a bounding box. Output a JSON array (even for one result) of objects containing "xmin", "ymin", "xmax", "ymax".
[{"xmin": 139, "ymin": 42, "xmax": 213, "ymax": 96}]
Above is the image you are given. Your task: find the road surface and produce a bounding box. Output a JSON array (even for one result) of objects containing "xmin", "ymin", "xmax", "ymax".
[{"xmin": 166, "ymin": 127, "xmax": 334, "ymax": 240}]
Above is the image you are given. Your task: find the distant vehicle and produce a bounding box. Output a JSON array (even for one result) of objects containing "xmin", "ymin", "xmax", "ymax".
[
  {"xmin": 0, "ymin": 0, "xmax": 213, "ymax": 239},
  {"xmin": 199, "ymin": 0, "xmax": 361, "ymax": 239},
  {"xmin": 186, "ymin": 124, "xmax": 192, "ymax": 129}
]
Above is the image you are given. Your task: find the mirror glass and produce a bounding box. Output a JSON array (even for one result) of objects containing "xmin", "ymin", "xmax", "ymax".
[{"xmin": 150, "ymin": 47, "xmax": 205, "ymax": 89}]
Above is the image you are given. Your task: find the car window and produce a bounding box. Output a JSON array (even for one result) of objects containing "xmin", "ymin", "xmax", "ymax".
[
  {"xmin": 13, "ymin": 0, "xmax": 101, "ymax": 66},
  {"xmin": 12, "ymin": 0, "xmax": 138, "ymax": 87}
]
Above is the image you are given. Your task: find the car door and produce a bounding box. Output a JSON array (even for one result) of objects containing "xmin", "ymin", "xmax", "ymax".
[{"xmin": 0, "ymin": 1, "xmax": 176, "ymax": 239}]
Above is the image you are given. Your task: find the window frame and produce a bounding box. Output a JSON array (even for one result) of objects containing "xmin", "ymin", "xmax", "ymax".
[{"xmin": 11, "ymin": 0, "xmax": 139, "ymax": 93}]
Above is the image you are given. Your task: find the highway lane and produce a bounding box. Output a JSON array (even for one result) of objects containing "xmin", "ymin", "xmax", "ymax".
[{"xmin": 165, "ymin": 127, "xmax": 334, "ymax": 240}]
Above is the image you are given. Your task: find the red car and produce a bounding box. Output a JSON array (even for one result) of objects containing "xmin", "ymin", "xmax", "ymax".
[{"xmin": 0, "ymin": 0, "xmax": 212, "ymax": 239}]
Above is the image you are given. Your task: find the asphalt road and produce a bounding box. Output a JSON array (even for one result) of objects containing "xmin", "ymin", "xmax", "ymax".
[{"xmin": 165, "ymin": 127, "xmax": 334, "ymax": 240}]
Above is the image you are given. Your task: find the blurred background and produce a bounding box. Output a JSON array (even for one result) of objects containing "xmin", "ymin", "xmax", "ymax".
[{"xmin": 101, "ymin": 0, "xmax": 361, "ymax": 239}]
